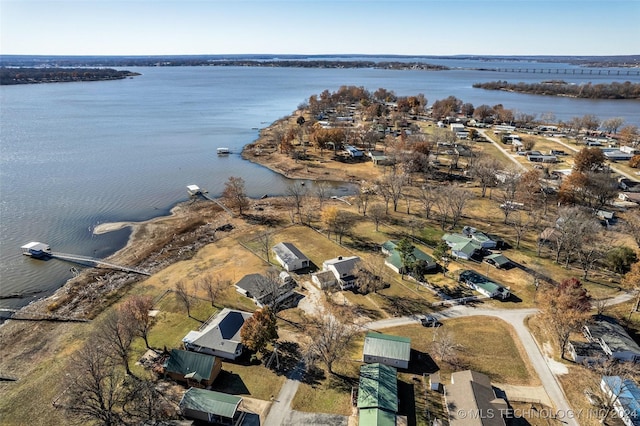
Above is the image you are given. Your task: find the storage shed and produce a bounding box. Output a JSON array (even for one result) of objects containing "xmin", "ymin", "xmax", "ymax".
[{"xmin": 363, "ymin": 332, "xmax": 411, "ymax": 369}]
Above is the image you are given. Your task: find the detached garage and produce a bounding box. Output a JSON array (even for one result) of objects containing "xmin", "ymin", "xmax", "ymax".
[{"xmin": 363, "ymin": 332, "xmax": 411, "ymax": 370}]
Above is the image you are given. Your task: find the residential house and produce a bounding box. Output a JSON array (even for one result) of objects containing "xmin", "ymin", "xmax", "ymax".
[
  {"xmin": 344, "ymin": 144, "xmax": 364, "ymax": 158},
  {"xmin": 567, "ymin": 340, "xmax": 604, "ymax": 364},
  {"xmin": 442, "ymin": 233, "xmax": 483, "ymax": 260},
  {"xmin": 163, "ymin": 349, "xmax": 222, "ymax": 388},
  {"xmin": 381, "ymin": 240, "xmax": 437, "ymax": 275},
  {"xmin": 272, "ymin": 242, "xmax": 310, "ymax": 272},
  {"xmin": 234, "ymin": 273, "xmax": 296, "ymax": 308},
  {"xmin": 600, "ymin": 376, "xmax": 640, "ymax": 426},
  {"xmin": 583, "ymin": 316, "xmax": 640, "ymax": 362},
  {"xmin": 179, "ymin": 387, "xmax": 245, "ymax": 426},
  {"xmin": 363, "ymin": 332, "xmax": 411, "ymax": 370},
  {"xmin": 357, "ymin": 363, "xmax": 399, "ymax": 426},
  {"xmin": 462, "ymin": 227, "xmax": 498, "ymax": 249},
  {"xmin": 183, "ymin": 308, "xmax": 253, "ymax": 360},
  {"xmin": 445, "ymin": 370, "xmax": 508, "ymax": 426},
  {"xmin": 458, "ymin": 270, "xmax": 510, "ymax": 300},
  {"xmin": 604, "ymin": 150, "xmax": 634, "ymax": 161},
  {"xmin": 311, "ymin": 270, "xmax": 336, "ymax": 290},
  {"xmin": 322, "ymin": 256, "xmax": 361, "ymax": 290}
]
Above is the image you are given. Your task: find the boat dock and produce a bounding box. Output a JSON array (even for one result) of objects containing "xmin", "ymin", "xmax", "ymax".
[
  {"xmin": 186, "ymin": 185, "xmax": 234, "ymax": 215},
  {"xmin": 21, "ymin": 242, "xmax": 150, "ymax": 276}
]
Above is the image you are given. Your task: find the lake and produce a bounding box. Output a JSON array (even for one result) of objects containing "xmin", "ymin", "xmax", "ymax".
[{"xmin": 1, "ymin": 59, "xmax": 639, "ymax": 311}]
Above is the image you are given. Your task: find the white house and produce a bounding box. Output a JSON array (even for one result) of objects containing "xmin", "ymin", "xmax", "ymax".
[
  {"xmin": 322, "ymin": 256, "xmax": 361, "ymax": 290},
  {"xmin": 272, "ymin": 242, "xmax": 310, "ymax": 272}
]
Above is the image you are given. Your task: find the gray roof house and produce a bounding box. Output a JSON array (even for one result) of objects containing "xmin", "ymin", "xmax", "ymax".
[
  {"xmin": 363, "ymin": 332, "xmax": 411, "ymax": 370},
  {"xmin": 583, "ymin": 316, "xmax": 640, "ymax": 362},
  {"xmin": 322, "ymin": 256, "xmax": 361, "ymax": 290},
  {"xmin": 183, "ymin": 308, "xmax": 253, "ymax": 360},
  {"xmin": 179, "ymin": 387, "xmax": 245, "ymax": 425},
  {"xmin": 445, "ymin": 370, "xmax": 508, "ymax": 426},
  {"xmin": 234, "ymin": 273, "xmax": 296, "ymax": 308},
  {"xmin": 272, "ymin": 242, "xmax": 310, "ymax": 272}
]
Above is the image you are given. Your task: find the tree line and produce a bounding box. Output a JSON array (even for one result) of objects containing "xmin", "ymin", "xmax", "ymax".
[
  {"xmin": 473, "ymin": 80, "xmax": 640, "ymax": 99},
  {"xmin": 0, "ymin": 68, "xmax": 140, "ymax": 85}
]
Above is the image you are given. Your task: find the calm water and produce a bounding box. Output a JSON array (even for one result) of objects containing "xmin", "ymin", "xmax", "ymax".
[{"xmin": 1, "ymin": 60, "xmax": 639, "ymax": 311}]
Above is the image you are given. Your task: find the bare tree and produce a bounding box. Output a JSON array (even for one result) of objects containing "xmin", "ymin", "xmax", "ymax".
[
  {"xmin": 199, "ymin": 274, "xmax": 227, "ymax": 308},
  {"xmin": 285, "ymin": 181, "xmax": 307, "ymax": 222},
  {"xmin": 99, "ymin": 310, "xmax": 136, "ymax": 376},
  {"xmin": 509, "ymin": 210, "xmax": 540, "ymax": 249},
  {"xmin": 175, "ymin": 280, "xmax": 194, "ymax": 318},
  {"xmin": 303, "ymin": 308, "xmax": 356, "ymax": 374},
  {"xmin": 496, "ymin": 169, "xmax": 522, "ymax": 224},
  {"xmin": 119, "ymin": 295, "xmax": 155, "ymax": 350},
  {"xmin": 221, "ymin": 176, "xmax": 249, "ymax": 215},
  {"xmin": 470, "ymin": 155, "xmax": 499, "ymax": 198},
  {"xmin": 448, "ymin": 185, "xmax": 473, "ymax": 229},
  {"xmin": 418, "ymin": 183, "xmax": 438, "ymax": 219},
  {"xmin": 123, "ymin": 378, "xmax": 174, "ymax": 423},
  {"xmin": 588, "ymin": 358, "xmax": 640, "ymax": 425},
  {"xmin": 353, "ymin": 259, "xmax": 386, "ymax": 294},
  {"xmin": 431, "ymin": 328, "xmax": 463, "ymax": 367},
  {"xmin": 64, "ymin": 344, "xmax": 127, "ymax": 426},
  {"xmin": 314, "ymin": 181, "xmax": 331, "ymax": 209},
  {"xmin": 257, "ymin": 230, "xmax": 272, "ymax": 263},
  {"xmin": 368, "ymin": 203, "xmax": 386, "ymax": 232},
  {"xmin": 377, "ymin": 173, "xmax": 406, "ymax": 212}
]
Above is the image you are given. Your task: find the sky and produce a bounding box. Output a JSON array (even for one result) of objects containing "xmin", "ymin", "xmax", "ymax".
[{"xmin": 1, "ymin": 0, "xmax": 639, "ymax": 57}]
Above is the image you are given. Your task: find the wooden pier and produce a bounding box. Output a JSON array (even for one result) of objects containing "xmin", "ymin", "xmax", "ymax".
[
  {"xmin": 187, "ymin": 185, "xmax": 234, "ymax": 215},
  {"xmin": 49, "ymin": 252, "xmax": 151, "ymax": 275},
  {"xmin": 21, "ymin": 241, "xmax": 150, "ymax": 276}
]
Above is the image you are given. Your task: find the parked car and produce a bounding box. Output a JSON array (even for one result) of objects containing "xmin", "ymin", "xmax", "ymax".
[{"xmin": 419, "ymin": 315, "xmax": 441, "ymax": 327}]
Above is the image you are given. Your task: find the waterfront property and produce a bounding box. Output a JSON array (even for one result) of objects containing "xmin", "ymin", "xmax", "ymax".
[
  {"xmin": 362, "ymin": 332, "xmax": 411, "ymax": 370},
  {"xmin": 442, "ymin": 233, "xmax": 483, "ymax": 260},
  {"xmin": 182, "ymin": 308, "xmax": 253, "ymax": 360}
]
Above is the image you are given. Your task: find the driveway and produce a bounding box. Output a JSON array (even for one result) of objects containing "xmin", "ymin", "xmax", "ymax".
[{"xmin": 362, "ymin": 305, "xmax": 580, "ymax": 426}]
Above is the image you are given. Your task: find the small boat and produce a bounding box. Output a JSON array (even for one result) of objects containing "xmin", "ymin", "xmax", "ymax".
[{"xmin": 217, "ymin": 147, "xmax": 230, "ymax": 155}]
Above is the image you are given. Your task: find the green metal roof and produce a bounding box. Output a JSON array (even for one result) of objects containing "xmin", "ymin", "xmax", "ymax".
[
  {"xmin": 484, "ymin": 253, "xmax": 511, "ymax": 267},
  {"xmin": 357, "ymin": 363, "xmax": 398, "ymax": 412},
  {"xmin": 359, "ymin": 407, "xmax": 396, "ymax": 426},
  {"xmin": 363, "ymin": 332, "xmax": 411, "ymax": 362},
  {"xmin": 164, "ymin": 349, "xmax": 216, "ymax": 379},
  {"xmin": 180, "ymin": 387, "xmax": 242, "ymax": 418},
  {"xmin": 382, "ymin": 240, "xmax": 437, "ymax": 270}
]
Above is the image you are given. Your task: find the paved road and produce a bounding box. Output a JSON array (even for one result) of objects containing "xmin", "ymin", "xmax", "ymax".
[
  {"xmin": 548, "ymin": 137, "xmax": 640, "ymax": 182},
  {"xmin": 364, "ymin": 305, "xmax": 580, "ymax": 426},
  {"xmin": 263, "ymin": 361, "xmax": 306, "ymax": 426}
]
